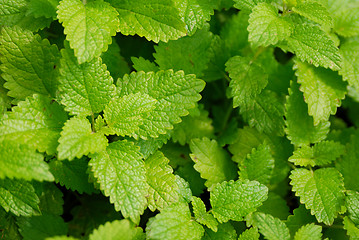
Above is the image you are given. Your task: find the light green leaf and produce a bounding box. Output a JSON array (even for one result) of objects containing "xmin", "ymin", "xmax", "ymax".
[
  {"xmin": 175, "ymin": 175, "xmax": 193, "ymax": 203},
  {"xmin": 0, "ymin": 140, "xmax": 53, "ymax": 181},
  {"xmin": 289, "ymin": 141, "xmax": 345, "ymax": 167},
  {"xmin": 89, "ymin": 219, "xmax": 144, "ymax": 240},
  {"xmin": 58, "ymin": 43, "xmax": 116, "ymax": 116},
  {"xmin": 27, "ymin": 0, "xmax": 59, "ymax": 19},
  {"xmin": 294, "ymin": 60, "xmax": 347, "ymax": 125},
  {"xmin": 57, "ymin": 117, "xmax": 108, "ymax": 161},
  {"xmin": 202, "ymin": 222, "xmax": 237, "ymax": 240},
  {"xmin": 89, "ymin": 140, "xmax": 147, "ymax": 223},
  {"xmin": 0, "ymin": 26, "xmax": 60, "ymax": 100},
  {"xmin": 339, "ymin": 40, "xmax": 359, "ymax": 91},
  {"xmin": 289, "ymin": 168, "xmax": 345, "ymax": 225},
  {"xmin": 346, "ymin": 191, "xmax": 359, "ymax": 225},
  {"xmin": 285, "ymin": 80, "xmax": 330, "ymax": 146},
  {"xmin": 292, "ymin": 1, "xmax": 333, "ymax": 27},
  {"xmin": 210, "ymin": 179, "xmax": 268, "ymax": 223},
  {"xmin": 145, "ymin": 151, "xmax": 179, "ymax": 212},
  {"xmin": 233, "ymin": 0, "xmax": 268, "ymax": 12},
  {"xmin": 189, "ymin": 138, "xmax": 237, "ymax": 190},
  {"xmin": 294, "ymin": 223, "xmax": 322, "ymax": 240},
  {"xmin": 286, "ymin": 205, "xmax": 316, "ymax": 237},
  {"xmin": 238, "ymin": 227, "xmax": 260, "ymax": 240},
  {"xmin": 0, "ymin": 178, "xmax": 40, "ymax": 217},
  {"xmin": 333, "ymin": 4, "xmax": 359, "ymax": 37},
  {"xmin": 57, "ymin": 0, "xmax": 119, "ymax": 63},
  {"xmin": 109, "ymin": 0, "xmax": 187, "ymax": 43},
  {"xmin": 191, "ymin": 196, "xmax": 218, "ymax": 232},
  {"xmin": 226, "ymin": 56, "xmax": 268, "ymax": 108},
  {"xmin": 131, "ymin": 57, "xmax": 159, "ymax": 72},
  {"xmin": 0, "ymin": 94, "xmax": 68, "ymax": 154},
  {"xmin": 252, "ymin": 212, "xmax": 290, "ymax": 240},
  {"xmin": 146, "ymin": 202, "xmax": 204, "ymax": 240},
  {"xmin": 117, "ymin": 70, "xmax": 205, "ymax": 139},
  {"xmin": 248, "ymin": 3, "xmax": 292, "ymax": 47},
  {"xmin": 343, "ymin": 216, "xmax": 359, "ymax": 240},
  {"xmin": 287, "ymin": 24, "xmax": 342, "ymax": 70}
]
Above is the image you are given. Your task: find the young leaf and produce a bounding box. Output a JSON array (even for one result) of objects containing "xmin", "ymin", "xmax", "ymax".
[
  {"xmin": 294, "ymin": 223, "xmax": 322, "ymax": 240},
  {"xmin": 210, "ymin": 179, "xmax": 268, "ymax": 223},
  {"xmin": 57, "ymin": 0, "xmax": 119, "ymax": 63},
  {"xmin": 290, "ymin": 168, "xmax": 345, "ymax": 225},
  {"xmin": 292, "ymin": 1, "xmax": 333, "ymax": 27},
  {"xmin": 189, "ymin": 138, "xmax": 237, "ymax": 190},
  {"xmin": 238, "ymin": 227, "xmax": 260, "ymax": 240},
  {"xmin": 57, "ymin": 117, "xmax": 108, "ymax": 161},
  {"xmin": 285, "ymin": 80, "xmax": 330, "ymax": 146},
  {"xmin": 191, "ymin": 196, "xmax": 218, "ymax": 232},
  {"xmin": 58, "ymin": 43, "xmax": 116, "ymax": 116},
  {"xmin": 343, "ymin": 216, "xmax": 359, "ymax": 239},
  {"xmin": 203, "ymin": 222, "xmax": 237, "ymax": 240},
  {"xmin": 145, "ymin": 151, "xmax": 179, "ymax": 212},
  {"xmin": 0, "ymin": 140, "xmax": 53, "ymax": 181},
  {"xmin": 248, "ymin": 3, "xmax": 292, "ymax": 47},
  {"xmin": 0, "ymin": 178, "xmax": 40, "ymax": 217},
  {"xmin": 339, "ymin": 40, "xmax": 359, "ymax": 91},
  {"xmin": 89, "ymin": 140, "xmax": 147, "ymax": 224},
  {"xmin": 109, "ymin": 0, "xmax": 187, "ymax": 43},
  {"xmin": 294, "ymin": 60, "xmax": 347, "ymax": 125},
  {"xmin": 89, "ymin": 219, "xmax": 144, "ymax": 240},
  {"xmin": 287, "ymin": 24, "xmax": 342, "ymax": 70},
  {"xmin": 146, "ymin": 202, "xmax": 204, "ymax": 240},
  {"xmin": 117, "ymin": 70, "xmax": 205, "ymax": 139},
  {"xmin": 131, "ymin": 57, "xmax": 159, "ymax": 72},
  {"xmin": 0, "ymin": 26, "xmax": 60, "ymax": 100},
  {"xmin": 252, "ymin": 212, "xmax": 290, "ymax": 240},
  {"xmin": 346, "ymin": 191, "xmax": 359, "ymax": 225}
]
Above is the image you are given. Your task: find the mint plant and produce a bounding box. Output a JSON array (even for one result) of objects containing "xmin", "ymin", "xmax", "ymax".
[{"xmin": 1, "ymin": 0, "xmax": 359, "ymax": 239}]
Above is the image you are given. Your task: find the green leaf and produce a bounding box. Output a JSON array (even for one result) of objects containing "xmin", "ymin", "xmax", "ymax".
[
  {"xmin": 294, "ymin": 223, "xmax": 322, "ymax": 240},
  {"xmin": 191, "ymin": 196, "xmax": 218, "ymax": 232},
  {"xmin": 0, "ymin": 140, "xmax": 53, "ymax": 181},
  {"xmin": 226, "ymin": 56, "xmax": 268, "ymax": 108},
  {"xmin": 286, "ymin": 205, "xmax": 316, "ymax": 237},
  {"xmin": 0, "ymin": 178, "xmax": 40, "ymax": 217},
  {"xmin": 89, "ymin": 140, "xmax": 147, "ymax": 224},
  {"xmin": 0, "ymin": 26, "xmax": 60, "ymax": 100},
  {"xmin": 289, "ymin": 141, "xmax": 345, "ymax": 167},
  {"xmin": 233, "ymin": 0, "xmax": 268, "ymax": 12},
  {"xmin": 210, "ymin": 179, "xmax": 268, "ymax": 223},
  {"xmin": 252, "ymin": 212, "xmax": 290, "ymax": 240},
  {"xmin": 146, "ymin": 202, "xmax": 204, "ymax": 240},
  {"xmin": 238, "ymin": 227, "xmax": 260, "ymax": 240},
  {"xmin": 292, "ymin": 1, "xmax": 333, "ymax": 27},
  {"xmin": 145, "ymin": 151, "xmax": 179, "ymax": 212},
  {"xmin": 287, "ymin": 24, "xmax": 342, "ymax": 70},
  {"xmin": 289, "ymin": 168, "xmax": 345, "ymax": 225},
  {"xmin": 117, "ymin": 70, "xmax": 205, "ymax": 139},
  {"xmin": 285, "ymin": 80, "xmax": 330, "ymax": 146},
  {"xmin": 57, "ymin": 117, "xmax": 108, "ymax": 161},
  {"xmin": 0, "ymin": 94, "xmax": 68, "ymax": 154},
  {"xmin": 104, "ymin": 93, "xmax": 157, "ymax": 136},
  {"xmin": 45, "ymin": 237, "xmax": 79, "ymax": 240},
  {"xmin": 131, "ymin": 57, "xmax": 159, "ymax": 72},
  {"xmin": 0, "ymin": 209, "xmax": 22, "ymax": 240},
  {"xmin": 49, "ymin": 158, "xmax": 95, "ymax": 194},
  {"xmin": 294, "ymin": 60, "xmax": 347, "ymax": 125},
  {"xmin": 57, "ymin": 0, "xmax": 119, "ymax": 63},
  {"xmin": 333, "ymin": 4, "xmax": 359, "ymax": 37},
  {"xmin": 202, "ymin": 222, "xmax": 237, "ymax": 240},
  {"xmin": 346, "ymin": 191, "xmax": 359, "ymax": 225},
  {"xmin": 89, "ymin": 219, "xmax": 144, "ymax": 240},
  {"xmin": 258, "ymin": 193, "xmax": 290, "ymax": 220},
  {"xmin": 339, "ymin": 40, "xmax": 359, "ymax": 91},
  {"xmin": 343, "ymin": 216, "xmax": 359, "ymax": 240},
  {"xmin": 58, "ymin": 43, "xmax": 116, "ymax": 116},
  {"xmin": 240, "ymin": 143, "xmax": 274, "ymax": 185},
  {"xmin": 34, "ymin": 182, "xmax": 63, "ymax": 216},
  {"xmin": 27, "ymin": 0, "xmax": 59, "ymax": 19},
  {"xmin": 189, "ymin": 138, "xmax": 237, "ymax": 190},
  {"xmin": 109, "ymin": 0, "xmax": 187, "ymax": 43},
  {"xmin": 248, "ymin": 3, "xmax": 292, "ymax": 47}
]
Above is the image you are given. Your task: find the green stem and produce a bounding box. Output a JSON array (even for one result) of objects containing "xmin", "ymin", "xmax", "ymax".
[{"xmin": 250, "ymin": 46, "xmax": 266, "ymax": 64}]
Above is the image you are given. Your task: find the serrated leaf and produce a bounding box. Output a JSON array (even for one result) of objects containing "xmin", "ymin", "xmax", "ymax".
[
  {"xmin": 0, "ymin": 209, "xmax": 22, "ymax": 240},
  {"xmin": 285, "ymin": 80, "xmax": 330, "ymax": 146},
  {"xmin": 343, "ymin": 216, "xmax": 359, "ymax": 240},
  {"xmin": 289, "ymin": 141, "xmax": 345, "ymax": 167},
  {"xmin": 0, "ymin": 26, "xmax": 60, "ymax": 100},
  {"xmin": 0, "ymin": 178, "xmax": 40, "ymax": 217},
  {"xmin": 289, "ymin": 168, "xmax": 345, "ymax": 225},
  {"xmin": 57, "ymin": 117, "xmax": 108, "ymax": 160},
  {"xmin": 210, "ymin": 179, "xmax": 268, "ymax": 223},
  {"xmin": 58, "ymin": 42, "xmax": 116, "ymax": 116},
  {"xmin": 252, "ymin": 212, "xmax": 290, "ymax": 240},
  {"xmin": 286, "ymin": 205, "xmax": 316, "ymax": 237},
  {"xmin": 131, "ymin": 57, "xmax": 159, "ymax": 72},
  {"xmin": 333, "ymin": 4, "xmax": 359, "ymax": 37},
  {"xmin": 104, "ymin": 93, "xmax": 156, "ymax": 136},
  {"xmin": 89, "ymin": 219, "xmax": 144, "ymax": 240},
  {"xmin": 294, "ymin": 223, "xmax": 322, "ymax": 240},
  {"xmin": 49, "ymin": 158, "xmax": 95, "ymax": 194},
  {"xmin": 117, "ymin": 70, "xmax": 205, "ymax": 139},
  {"xmin": 346, "ymin": 192, "xmax": 359, "ymax": 225},
  {"xmin": 189, "ymin": 138, "xmax": 237, "ymax": 190},
  {"xmin": 146, "ymin": 202, "xmax": 204, "ymax": 240},
  {"xmin": 339, "ymin": 40, "xmax": 359, "ymax": 91},
  {"xmin": 109, "ymin": 0, "xmax": 186, "ymax": 43},
  {"xmin": 0, "ymin": 94, "xmax": 68, "ymax": 154},
  {"xmin": 145, "ymin": 151, "xmax": 179, "ymax": 212},
  {"xmin": 292, "ymin": 1, "xmax": 333, "ymax": 27},
  {"xmin": 238, "ymin": 227, "xmax": 260, "ymax": 240},
  {"xmin": 233, "ymin": 0, "xmax": 268, "ymax": 12},
  {"xmin": 27, "ymin": 0, "xmax": 59, "ymax": 19},
  {"xmin": 191, "ymin": 196, "xmax": 218, "ymax": 232},
  {"xmin": 287, "ymin": 24, "xmax": 342, "ymax": 70},
  {"xmin": 89, "ymin": 140, "xmax": 147, "ymax": 223},
  {"xmin": 202, "ymin": 222, "xmax": 237, "ymax": 240},
  {"xmin": 0, "ymin": 140, "xmax": 53, "ymax": 181},
  {"xmin": 226, "ymin": 56, "xmax": 268, "ymax": 108},
  {"xmin": 57, "ymin": 0, "xmax": 119, "ymax": 63},
  {"xmin": 294, "ymin": 60, "xmax": 347, "ymax": 125},
  {"xmin": 248, "ymin": 3, "xmax": 292, "ymax": 47}
]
